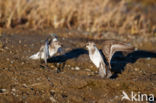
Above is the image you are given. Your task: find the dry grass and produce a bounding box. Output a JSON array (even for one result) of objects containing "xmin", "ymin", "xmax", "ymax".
[{"xmin": 0, "ymin": 0, "xmax": 155, "ymax": 34}]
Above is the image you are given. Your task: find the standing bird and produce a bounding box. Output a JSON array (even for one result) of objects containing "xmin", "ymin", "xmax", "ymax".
[
  {"xmin": 101, "ymin": 40, "xmax": 134, "ymax": 69},
  {"xmin": 86, "ymin": 42, "xmax": 112, "ymax": 78},
  {"xmin": 29, "ymin": 34, "xmax": 62, "ymax": 64}
]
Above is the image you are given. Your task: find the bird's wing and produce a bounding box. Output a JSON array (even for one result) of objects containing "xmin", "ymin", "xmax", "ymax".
[
  {"xmin": 102, "ymin": 44, "xmax": 111, "ymax": 62},
  {"xmin": 44, "ymin": 39, "xmax": 49, "ymax": 64},
  {"xmin": 110, "ymin": 42, "xmax": 134, "ymax": 60}
]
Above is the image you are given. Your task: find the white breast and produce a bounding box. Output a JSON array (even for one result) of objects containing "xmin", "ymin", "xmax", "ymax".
[
  {"xmin": 89, "ymin": 48, "xmax": 102, "ymax": 68},
  {"xmin": 49, "ymin": 48, "xmax": 56, "ymax": 57}
]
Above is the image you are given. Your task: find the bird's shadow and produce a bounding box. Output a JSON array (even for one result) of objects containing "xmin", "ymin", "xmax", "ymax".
[
  {"xmin": 104, "ymin": 50, "xmax": 156, "ymax": 78},
  {"xmin": 47, "ymin": 48, "xmax": 88, "ymax": 71},
  {"xmin": 47, "ymin": 48, "xmax": 156, "ymax": 79}
]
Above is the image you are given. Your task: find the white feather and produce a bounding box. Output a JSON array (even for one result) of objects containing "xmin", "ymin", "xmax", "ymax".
[
  {"xmin": 89, "ymin": 47, "xmax": 103, "ymax": 68},
  {"xmin": 29, "ymin": 52, "xmax": 40, "ymax": 60}
]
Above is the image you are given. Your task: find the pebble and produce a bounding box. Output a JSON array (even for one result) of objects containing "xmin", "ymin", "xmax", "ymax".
[
  {"xmin": 11, "ymin": 61, "xmax": 14, "ymax": 64},
  {"xmin": 23, "ymin": 84, "xmax": 28, "ymax": 88},
  {"xmin": 19, "ymin": 40, "xmax": 22, "ymax": 44},
  {"xmin": 12, "ymin": 88, "xmax": 16, "ymax": 92},
  {"xmin": 75, "ymin": 66, "xmax": 80, "ymax": 71},
  {"xmin": 146, "ymin": 57, "xmax": 151, "ymax": 60},
  {"xmin": 50, "ymin": 90, "xmax": 55, "ymax": 96},
  {"xmin": 85, "ymin": 69, "xmax": 91, "ymax": 72},
  {"xmin": 50, "ymin": 97, "xmax": 57, "ymax": 102},
  {"xmin": 67, "ymin": 65, "xmax": 71, "ymax": 67},
  {"xmin": 6, "ymin": 58, "xmax": 9, "ymax": 61},
  {"xmin": 5, "ymin": 46, "xmax": 9, "ymax": 50},
  {"xmin": 50, "ymin": 65, "xmax": 54, "ymax": 68},
  {"xmin": 134, "ymin": 68, "xmax": 138, "ymax": 71},
  {"xmin": 116, "ymin": 83, "xmax": 120, "ymax": 87},
  {"xmin": 114, "ymin": 96, "xmax": 119, "ymax": 99},
  {"xmin": 0, "ymin": 89, "xmax": 7, "ymax": 93},
  {"xmin": 87, "ymin": 72, "xmax": 94, "ymax": 76},
  {"xmin": 71, "ymin": 67, "xmax": 74, "ymax": 70},
  {"xmin": 147, "ymin": 64, "xmax": 150, "ymax": 67},
  {"xmin": 135, "ymin": 48, "xmax": 138, "ymax": 51},
  {"xmin": 21, "ymin": 62, "xmax": 24, "ymax": 65}
]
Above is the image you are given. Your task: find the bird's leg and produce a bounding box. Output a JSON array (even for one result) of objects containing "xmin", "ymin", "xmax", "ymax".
[
  {"xmin": 39, "ymin": 56, "xmax": 50, "ymax": 69},
  {"xmin": 56, "ymin": 62, "xmax": 66, "ymax": 73},
  {"xmin": 39, "ymin": 52, "xmax": 45, "ymax": 68},
  {"xmin": 106, "ymin": 66, "xmax": 112, "ymax": 78},
  {"xmin": 53, "ymin": 63, "xmax": 57, "ymax": 68},
  {"xmin": 109, "ymin": 63, "xmax": 112, "ymax": 70},
  {"xmin": 57, "ymin": 62, "xmax": 62, "ymax": 73},
  {"xmin": 61, "ymin": 62, "xmax": 66, "ymax": 70},
  {"xmin": 108, "ymin": 56, "xmax": 112, "ymax": 69}
]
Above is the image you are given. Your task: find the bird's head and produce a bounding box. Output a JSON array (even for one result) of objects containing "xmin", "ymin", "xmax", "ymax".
[
  {"xmin": 86, "ymin": 42, "xmax": 96, "ymax": 50},
  {"xmin": 53, "ymin": 41, "xmax": 62, "ymax": 49},
  {"xmin": 52, "ymin": 40, "xmax": 63, "ymax": 54}
]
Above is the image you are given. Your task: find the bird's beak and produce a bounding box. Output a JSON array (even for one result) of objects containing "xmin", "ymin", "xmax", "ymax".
[{"xmin": 85, "ymin": 43, "xmax": 89, "ymax": 49}]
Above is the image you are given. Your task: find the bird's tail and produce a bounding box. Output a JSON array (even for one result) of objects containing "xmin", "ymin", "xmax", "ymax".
[{"xmin": 29, "ymin": 52, "xmax": 40, "ymax": 60}]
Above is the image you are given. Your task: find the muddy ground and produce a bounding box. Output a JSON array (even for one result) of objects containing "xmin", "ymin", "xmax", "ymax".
[{"xmin": 0, "ymin": 28, "xmax": 156, "ymax": 103}]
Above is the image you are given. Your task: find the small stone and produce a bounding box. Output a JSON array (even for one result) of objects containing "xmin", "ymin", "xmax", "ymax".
[
  {"xmin": 50, "ymin": 90, "xmax": 55, "ymax": 96},
  {"xmin": 71, "ymin": 67, "xmax": 74, "ymax": 70},
  {"xmin": 50, "ymin": 97, "xmax": 57, "ymax": 102},
  {"xmin": 134, "ymin": 68, "xmax": 138, "ymax": 71},
  {"xmin": 85, "ymin": 69, "xmax": 91, "ymax": 72},
  {"xmin": 21, "ymin": 62, "xmax": 24, "ymax": 65},
  {"xmin": 135, "ymin": 48, "xmax": 138, "ymax": 51},
  {"xmin": 147, "ymin": 57, "xmax": 151, "ymax": 60},
  {"xmin": 114, "ymin": 96, "xmax": 119, "ymax": 99},
  {"xmin": 50, "ymin": 65, "xmax": 54, "ymax": 68},
  {"xmin": 19, "ymin": 40, "xmax": 22, "ymax": 44},
  {"xmin": 75, "ymin": 66, "xmax": 80, "ymax": 71},
  {"xmin": 0, "ymin": 89, "xmax": 7, "ymax": 93},
  {"xmin": 11, "ymin": 92, "xmax": 16, "ymax": 96},
  {"xmin": 4, "ymin": 46, "xmax": 9, "ymax": 50},
  {"xmin": 147, "ymin": 64, "xmax": 150, "ymax": 67},
  {"xmin": 95, "ymin": 71, "xmax": 98, "ymax": 74},
  {"xmin": 12, "ymin": 88, "xmax": 16, "ymax": 92},
  {"xmin": 36, "ymin": 78, "xmax": 40, "ymax": 81},
  {"xmin": 11, "ymin": 61, "xmax": 14, "ymax": 64},
  {"xmin": 22, "ymin": 84, "xmax": 27, "ymax": 88},
  {"xmin": 116, "ymin": 83, "xmax": 120, "ymax": 87}
]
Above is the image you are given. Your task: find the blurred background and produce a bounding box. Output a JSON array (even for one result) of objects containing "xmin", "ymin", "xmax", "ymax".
[{"xmin": 0, "ymin": 0, "xmax": 156, "ymax": 35}]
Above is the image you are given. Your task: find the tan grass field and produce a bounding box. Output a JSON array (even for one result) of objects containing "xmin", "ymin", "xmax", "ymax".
[{"xmin": 0, "ymin": 0, "xmax": 156, "ymax": 35}]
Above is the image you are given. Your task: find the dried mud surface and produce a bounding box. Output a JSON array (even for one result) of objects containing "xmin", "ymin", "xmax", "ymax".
[{"xmin": 0, "ymin": 29, "xmax": 156, "ymax": 103}]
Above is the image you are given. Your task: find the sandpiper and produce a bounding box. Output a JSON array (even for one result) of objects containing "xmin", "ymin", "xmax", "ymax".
[
  {"xmin": 29, "ymin": 34, "xmax": 62, "ymax": 64},
  {"xmin": 101, "ymin": 40, "xmax": 134, "ymax": 69},
  {"xmin": 86, "ymin": 42, "xmax": 112, "ymax": 78}
]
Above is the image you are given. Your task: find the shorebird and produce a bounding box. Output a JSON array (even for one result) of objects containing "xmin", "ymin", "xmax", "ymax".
[
  {"xmin": 101, "ymin": 40, "xmax": 134, "ymax": 69},
  {"xmin": 29, "ymin": 34, "xmax": 62, "ymax": 64},
  {"xmin": 86, "ymin": 42, "xmax": 112, "ymax": 78}
]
